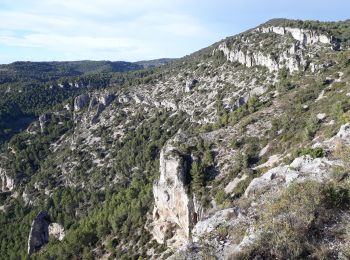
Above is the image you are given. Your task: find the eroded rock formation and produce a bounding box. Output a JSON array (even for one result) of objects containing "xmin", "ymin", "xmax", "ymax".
[
  {"xmin": 150, "ymin": 136, "xmax": 201, "ymax": 248},
  {"xmin": 218, "ymin": 42, "xmax": 303, "ymax": 73},
  {"xmin": 259, "ymin": 26, "xmax": 339, "ymax": 49},
  {"xmin": 27, "ymin": 211, "xmax": 65, "ymax": 255}
]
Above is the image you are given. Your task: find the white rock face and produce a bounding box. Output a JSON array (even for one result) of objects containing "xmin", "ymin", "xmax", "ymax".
[
  {"xmin": 219, "ymin": 26, "xmax": 338, "ymax": 73},
  {"xmin": 218, "ymin": 42, "xmax": 301, "ymax": 73},
  {"xmin": 150, "ymin": 140, "xmax": 200, "ymax": 248},
  {"xmin": 224, "ymin": 174, "xmax": 248, "ymax": 194},
  {"xmin": 254, "ymin": 154, "xmax": 281, "ymax": 170},
  {"xmin": 82, "ymin": 93, "xmax": 115, "ymax": 124},
  {"xmin": 48, "ymin": 223, "xmax": 65, "ymax": 241},
  {"xmin": 245, "ymin": 155, "xmax": 336, "ymax": 197},
  {"xmin": 317, "ymin": 113, "xmax": 326, "ymax": 120},
  {"xmin": 336, "ymin": 123, "xmax": 350, "ymax": 145},
  {"xmin": 218, "ymin": 43, "xmax": 279, "ymax": 72},
  {"xmin": 0, "ymin": 168, "xmax": 15, "ymax": 192},
  {"xmin": 192, "ymin": 208, "xmax": 236, "ymax": 240},
  {"xmin": 99, "ymin": 94, "xmax": 115, "ymax": 106},
  {"xmin": 323, "ymin": 123, "xmax": 350, "ymax": 148},
  {"xmin": 260, "ymin": 26, "xmax": 333, "ymax": 46}
]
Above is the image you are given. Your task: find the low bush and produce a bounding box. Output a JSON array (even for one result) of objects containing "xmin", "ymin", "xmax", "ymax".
[{"xmin": 298, "ymin": 147, "xmax": 324, "ymax": 158}]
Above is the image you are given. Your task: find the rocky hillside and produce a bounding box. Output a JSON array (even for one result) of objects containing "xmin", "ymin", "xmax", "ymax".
[{"xmin": 1, "ymin": 18, "xmax": 350, "ymax": 259}]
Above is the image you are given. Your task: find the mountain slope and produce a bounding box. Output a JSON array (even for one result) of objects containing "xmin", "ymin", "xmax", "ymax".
[{"xmin": 0, "ymin": 18, "xmax": 350, "ymax": 259}]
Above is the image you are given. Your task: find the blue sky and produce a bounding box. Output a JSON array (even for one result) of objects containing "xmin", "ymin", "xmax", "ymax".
[{"xmin": 0, "ymin": 0, "xmax": 349, "ymax": 63}]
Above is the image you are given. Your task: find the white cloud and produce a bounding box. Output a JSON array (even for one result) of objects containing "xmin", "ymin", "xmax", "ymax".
[
  {"xmin": 0, "ymin": 0, "xmax": 213, "ymax": 62},
  {"xmin": 0, "ymin": 33, "xmax": 138, "ymax": 51}
]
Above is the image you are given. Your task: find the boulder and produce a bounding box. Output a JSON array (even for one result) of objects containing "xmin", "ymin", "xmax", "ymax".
[
  {"xmin": 48, "ymin": 223, "xmax": 65, "ymax": 241},
  {"xmin": 317, "ymin": 113, "xmax": 326, "ymax": 121},
  {"xmin": 336, "ymin": 123, "xmax": 350, "ymax": 145}
]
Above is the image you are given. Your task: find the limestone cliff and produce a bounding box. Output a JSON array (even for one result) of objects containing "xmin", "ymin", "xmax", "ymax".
[
  {"xmin": 258, "ymin": 26, "xmax": 339, "ymax": 49},
  {"xmin": 218, "ymin": 25, "xmax": 339, "ymax": 73},
  {"xmin": 150, "ymin": 136, "xmax": 201, "ymax": 248},
  {"xmin": 218, "ymin": 41, "xmax": 303, "ymax": 73}
]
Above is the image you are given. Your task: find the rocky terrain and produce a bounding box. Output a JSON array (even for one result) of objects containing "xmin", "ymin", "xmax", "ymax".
[{"xmin": 0, "ymin": 18, "xmax": 350, "ymax": 259}]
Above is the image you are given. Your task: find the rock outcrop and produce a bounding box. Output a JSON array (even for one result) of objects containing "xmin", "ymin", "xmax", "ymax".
[
  {"xmin": 336, "ymin": 123, "xmax": 350, "ymax": 145},
  {"xmin": 48, "ymin": 223, "xmax": 65, "ymax": 241},
  {"xmin": 218, "ymin": 25, "xmax": 339, "ymax": 73},
  {"xmin": 150, "ymin": 137, "xmax": 201, "ymax": 248},
  {"xmin": 218, "ymin": 42, "xmax": 303, "ymax": 73},
  {"xmin": 38, "ymin": 113, "xmax": 52, "ymax": 133},
  {"xmin": 88, "ymin": 93, "xmax": 115, "ymax": 124},
  {"xmin": 28, "ymin": 211, "xmax": 64, "ymax": 255},
  {"xmin": 74, "ymin": 94, "xmax": 90, "ymax": 111},
  {"xmin": 28, "ymin": 211, "xmax": 50, "ymax": 255},
  {"xmin": 0, "ymin": 168, "xmax": 15, "ymax": 192},
  {"xmin": 259, "ymin": 26, "xmax": 339, "ymax": 50},
  {"xmin": 245, "ymin": 155, "xmax": 338, "ymax": 197}
]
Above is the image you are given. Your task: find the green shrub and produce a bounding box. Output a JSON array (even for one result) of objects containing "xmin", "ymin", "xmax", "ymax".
[
  {"xmin": 245, "ymin": 181, "xmax": 322, "ymax": 259},
  {"xmin": 322, "ymin": 182, "xmax": 350, "ymax": 209},
  {"xmin": 215, "ymin": 190, "xmax": 227, "ymax": 206},
  {"xmin": 298, "ymin": 147, "xmax": 324, "ymax": 159}
]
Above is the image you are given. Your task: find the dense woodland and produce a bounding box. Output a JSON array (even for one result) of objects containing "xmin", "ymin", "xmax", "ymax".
[{"xmin": 0, "ymin": 61, "xmax": 163, "ymax": 145}]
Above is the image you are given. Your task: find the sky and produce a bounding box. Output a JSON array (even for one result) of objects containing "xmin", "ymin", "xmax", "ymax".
[{"xmin": 0, "ymin": 0, "xmax": 349, "ymax": 64}]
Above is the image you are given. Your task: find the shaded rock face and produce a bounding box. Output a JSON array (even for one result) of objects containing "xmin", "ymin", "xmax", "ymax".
[
  {"xmin": 150, "ymin": 141, "xmax": 201, "ymax": 248},
  {"xmin": 74, "ymin": 94, "xmax": 90, "ymax": 111},
  {"xmin": 88, "ymin": 93, "xmax": 115, "ymax": 124},
  {"xmin": 185, "ymin": 79, "xmax": 199, "ymax": 92},
  {"xmin": 38, "ymin": 113, "xmax": 52, "ymax": 133},
  {"xmin": 28, "ymin": 211, "xmax": 50, "ymax": 255}
]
